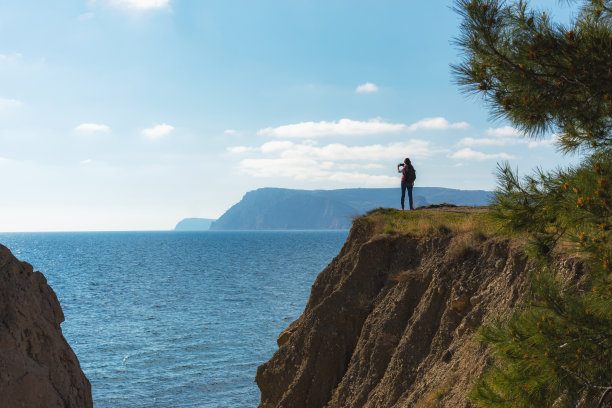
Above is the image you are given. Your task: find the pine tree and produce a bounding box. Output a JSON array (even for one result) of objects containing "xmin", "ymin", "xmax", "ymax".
[{"xmin": 452, "ymin": 0, "xmax": 612, "ymax": 406}]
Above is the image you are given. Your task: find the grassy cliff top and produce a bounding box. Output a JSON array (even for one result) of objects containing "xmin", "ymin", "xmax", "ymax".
[
  {"xmin": 359, "ymin": 205, "xmax": 585, "ymax": 259},
  {"xmin": 358, "ymin": 205, "xmax": 499, "ymax": 238}
]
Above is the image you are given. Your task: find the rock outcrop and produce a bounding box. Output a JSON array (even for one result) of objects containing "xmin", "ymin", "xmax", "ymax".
[
  {"xmin": 256, "ymin": 217, "xmax": 583, "ymax": 407},
  {"xmin": 0, "ymin": 244, "xmax": 93, "ymax": 407}
]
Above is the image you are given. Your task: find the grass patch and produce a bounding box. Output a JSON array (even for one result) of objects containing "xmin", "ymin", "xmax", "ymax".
[{"xmin": 363, "ymin": 207, "xmax": 499, "ymax": 238}]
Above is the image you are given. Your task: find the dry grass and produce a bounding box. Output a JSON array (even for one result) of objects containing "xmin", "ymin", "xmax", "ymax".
[
  {"xmin": 360, "ymin": 207, "xmax": 584, "ymax": 264},
  {"xmin": 413, "ymin": 373, "xmax": 459, "ymax": 408},
  {"xmin": 362, "ymin": 207, "xmax": 499, "ymax": 239}
]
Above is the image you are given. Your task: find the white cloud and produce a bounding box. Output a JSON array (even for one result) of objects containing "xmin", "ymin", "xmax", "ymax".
[
  {"xmin": 257, "ymin": 116, "xmax": 471, "ymax": 139},
  {"xmin": 80, "ymin": 159, "xmax": 93, "ymax": 165},
  {"xmin": 458, "ymin": 127, "xmax": 557, "ymax": 148},
  {"xmin": 407, "ymin": 117, "xmax": 469, "ymax": 132},
  {"xmin": 456, "ymin": 136, "xmax": 523, "ymax": 147},
  {"xmin": 108, "ymin": 0, "xmax": 170, "ymax": 9},
  {"xmin": 142, "ymin": 123, "xmax": 174, "ymax": 139},
  {"xmin": 486, "ymin": 126, "xmax": 524, "ymax": 138},
  {"xmin": 75, "ymin": 123, "xmax": 110, "ymax": 133},
  {"xmin": 450, "ymin": 148, "xmax": 515, "ymax": 161},
  {"xmin": 224, "ymin": 129, "xmax": 238, "ymax": 135},
  {"xmin": 230, "ymin": 139, "xmax": 433, "ymax": 161},
  {"xmin": 280, "ymin": 141, "xmax": 432, "ymax": 161},
  {"xmin": 355, "ymin": 82, "xmax": 379, "ymax": 93},
  {"xmin": 239, "ymin": 157, "xmax": 398, "ymax": 186},
  {"xmin": 228, "ymin": 139, "xmax": 433, "ymax": 186},
  {"xmin": 260, "ymin": 141, "xmax": 295, "ymax": 153},
  {"xmin": 227, "ymin": 146, "xmax": 252, "ymax": 154},
  {"xmin": 257, "ymin": 118, "xmax": 406, "ymax": 139},
  {"xmin": 0, "ymin": 98, "xmax": 22, "ymax": 110}
]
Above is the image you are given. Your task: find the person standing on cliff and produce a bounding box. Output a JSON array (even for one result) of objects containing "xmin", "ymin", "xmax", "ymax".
[{"xmin": 397, "ymin": 158, "xmax": 416, "ymax": 210}]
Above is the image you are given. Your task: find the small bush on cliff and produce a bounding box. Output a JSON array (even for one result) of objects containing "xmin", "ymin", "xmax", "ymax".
[{"xmin": 453, "ymin": 0, "xmax": 611, "ymax": 406}]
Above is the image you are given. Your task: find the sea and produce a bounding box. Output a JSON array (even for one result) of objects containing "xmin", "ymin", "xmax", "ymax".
[{"xmin": 0, "ymin": 230, "xmax": 349, "ymax": 407}]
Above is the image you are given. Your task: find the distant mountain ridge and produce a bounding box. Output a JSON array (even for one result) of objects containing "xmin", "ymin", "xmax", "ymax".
[{"xmin": 209, "ymin": 187, "xmax": 492, "ymax": 230}]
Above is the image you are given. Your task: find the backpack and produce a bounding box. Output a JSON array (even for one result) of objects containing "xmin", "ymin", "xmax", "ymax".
[{"xmin": 404, "ymin": 165, "xmax": 416, "ymax": 183}]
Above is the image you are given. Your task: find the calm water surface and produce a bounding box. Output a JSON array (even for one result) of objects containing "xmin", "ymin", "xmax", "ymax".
[{"xmin": 0, "ymin": 230, "xmax": 348, "ymax": 407}]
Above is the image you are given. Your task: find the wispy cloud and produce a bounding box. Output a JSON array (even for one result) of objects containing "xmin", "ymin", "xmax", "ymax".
[
  {"xmin": 227, "ymin": 146, "xmax": 251, "ymax": 153},
  {"xmin": 355, "ymin": 82, "xmax": 379, "ymax": 93},
  {"xmin": 229, "ymin": 139, "xmax": 433, "ymax": 161},
  {"xmin": 257, "ymin": 116, "xmax": 470, "ymax": 139},
  {"xmin": 239, "ymin": 157, "xmax": 398, "ymax": 186},
  {"xmin": 108, "ymin": 0, "xmax": 171, "ymax": 10},
  {"xmin": 281, "ymin": 141, "xmax": 432, "ymax": 161},
  {"xmin": 75, "ymin": 123, "xmax": 110, "ymax": 133},
  {"xmin": 224, "ymin": 129, "xmax": 238, "ymax": 135},
  {"xmin": 450, "ymin": 148, "xmax": 515, "ymax": 161},
  {"xmin": 227, "ymin": 139, "xmax": 433, "ymax": 186},
  {"xmin": 0, "ymin": 98, "xmax": 22, "ymax": 110},
  {"xmin": 457, "ymin": 126, "xmax": 556, "ymax": 148},
  {"xmin": 142, "ymin": 123, "xmax": 174, "ymax": 139},
  {"xmin": 456, "ymin": 137, "xmax": 521, "ymax": 147},
  {"xmin": 257, "ymin": 118, "xmax": 406, "ymax": 139},
  {"xmin": 407, "ymin": 117, "xmax": 469, "ymax": 132},
  {"xmin": 486, "ymin": 126, "xmax": 524, "ymax": 138},
  {"xmin": 80, "ymin": 159, "xmax": 93, "ymax": 165},
  {"xmin": 260, "ymin": 141, "xmax": 294, "ymax": 153}
]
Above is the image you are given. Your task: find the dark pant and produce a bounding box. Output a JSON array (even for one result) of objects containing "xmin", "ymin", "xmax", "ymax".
[{"xmin": 401, "ymin": 181, "xmax": 413, "ymax": 210}]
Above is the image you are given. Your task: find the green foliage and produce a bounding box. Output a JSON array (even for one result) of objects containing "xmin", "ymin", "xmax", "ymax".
[
  {"xmin": 491, "ymin": 154, "xmax": 611, "ymax": 267},
  {"xmin": 453, "ymin": 0, "xmax": 612, "ymax": 154},
  {"xmin": 471, "ymin": 266, "xmax": 611, "ymax": 407},
  {"xmin": 472, "ymin": 154, "xmax": 612, "ymax": 407},
  {"xmin": 453, "ymin": 0, "xmax": 612, "ymax": 406}
]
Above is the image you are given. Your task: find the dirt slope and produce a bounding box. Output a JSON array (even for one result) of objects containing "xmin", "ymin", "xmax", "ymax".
[
  {"xmin": 256, "ymin": 217, "xmax": 583, "ymax": 407},
  {"xmin": 0, "ymin": 244, "xmax": 93, "ymax": 407}
]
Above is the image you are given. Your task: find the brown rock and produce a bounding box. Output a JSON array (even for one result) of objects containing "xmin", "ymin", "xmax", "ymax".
[
  {"xmin": 0, "ymin": 244, "xmax": 93, "ymax": 407},
  {"xmin": 256, "ymin": 222, "xmax": 535, "ymax": 408},
  {"xmin": 450, "ymin": 294, "xmax": 470, "ymax": 312}
]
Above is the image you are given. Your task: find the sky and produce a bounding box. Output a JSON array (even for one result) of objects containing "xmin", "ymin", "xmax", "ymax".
[{"xmin": 0, "ymin": 0, "xmax": 580, "ymax": 231}]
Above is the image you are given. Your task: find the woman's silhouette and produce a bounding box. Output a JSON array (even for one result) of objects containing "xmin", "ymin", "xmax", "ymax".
[{"xmin": 397, "ymin": 158, "xmax": 416, "ymax": 210}]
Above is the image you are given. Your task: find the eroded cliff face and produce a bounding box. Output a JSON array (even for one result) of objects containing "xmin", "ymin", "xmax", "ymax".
[
  {"xmin": 256, "ymin": 220, "xmax": 583, "ymax": 408},
  {"xmin": 0, "ymin": 244, "xmax": 93, "ymax": 407}
]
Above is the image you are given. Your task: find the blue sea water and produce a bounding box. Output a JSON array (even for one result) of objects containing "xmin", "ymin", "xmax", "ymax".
[{"xmin": 0, "ymin": 230, "xmax": 349, "ymax": 407}]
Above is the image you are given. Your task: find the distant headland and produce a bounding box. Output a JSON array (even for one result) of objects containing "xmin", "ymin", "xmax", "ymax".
[
  {"xmin": 174, "ymin": 218, "xmax": 216, "ymax": 231},
  {"xmin": 175, "ymin": 187, "xmax": 492, "ymax": 231}
]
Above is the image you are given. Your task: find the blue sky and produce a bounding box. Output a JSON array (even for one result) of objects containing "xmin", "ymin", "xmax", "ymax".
[{"xmin": 0, "ymin": 0, "xmax": 578, "ymax": 231}]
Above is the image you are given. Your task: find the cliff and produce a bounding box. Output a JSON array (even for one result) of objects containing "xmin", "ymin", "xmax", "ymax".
[
  {"xmin": 210, "ymin": 187, "xmax": 492, "ymax": 230},
  {"xmin": 0, "ymin": 244, "xmax": 93, "ymax": 407},
  {"xmin": 174, "ymin": 218, "xmax": 216, "ymax": 231},
  {"xmin": 256, "ymin": 208, "xmax": 583, "ymax": 407}
]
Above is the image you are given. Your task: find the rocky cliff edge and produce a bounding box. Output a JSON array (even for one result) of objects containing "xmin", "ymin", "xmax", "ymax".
[
  {"xmin": 0, "ymin": 244, "xmax": 93, "ymax": 407},
  {"xmin": 256, "ymin": 208, "xmax": 584, "ymax": 408}
]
